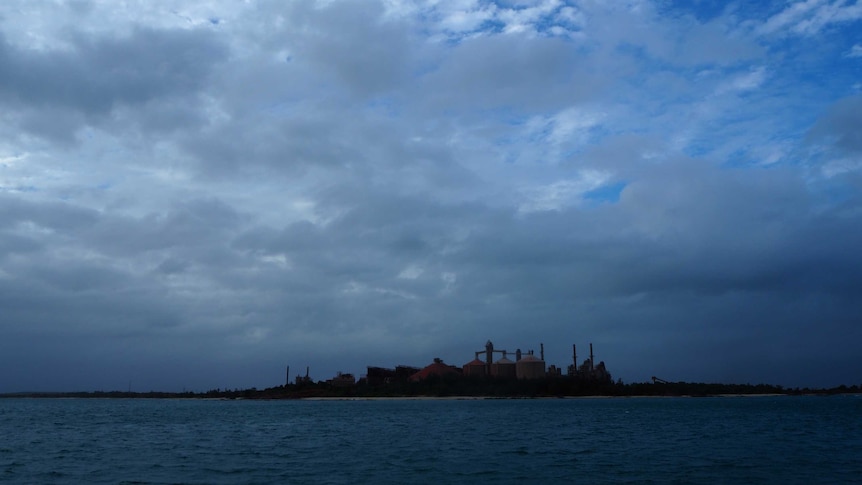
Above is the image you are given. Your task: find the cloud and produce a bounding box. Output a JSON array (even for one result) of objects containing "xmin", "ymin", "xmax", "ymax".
[
  {"xmin": 2, "ymin": 0, "xmax": 862, "ymax": 392},
  {"xmin": 715, "ymin": 66, "xmax": 768, "ymax": 94},
  {"xmin": 418, "ymin": 33, "xmax": 595, "ymax": 112},
  {"xmin": 759, "ymin": 0, "xmax": 862, "ymax": 36},
  {"xmin": 0, "ymin": 27, "xmax": 227, "ymax": 143},
  {"xmin": 517, "ymin": 170, "xmax": 611, "ymax": 214},
  {"xmin": 809, "ymin": 95, "xmax": 862, "ymax": 154}
]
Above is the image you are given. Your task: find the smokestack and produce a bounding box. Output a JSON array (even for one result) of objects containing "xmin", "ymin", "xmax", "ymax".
[
  {"xmin": 540, "ymin": 343, "xmax": 544, "ymax": 361},
  {"xmin": 589, "ymin": 343, "xmax": 594, "ymax": 372},
  {"xmin": 573, "ymin": 344, "xmax": 577, "ymax": 367},
  {"xmin": 286, "ymin": 366, "xmax": 290, "ymax": 386}
]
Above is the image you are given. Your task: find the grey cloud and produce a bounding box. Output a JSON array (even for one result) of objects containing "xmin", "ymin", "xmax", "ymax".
[
  {"xmin": 182, "ymin": 113, "xmax": 359, "ymax": 177},
  {"xmin": 276, "ymin": 1, "xmax": 414, "ymax": 97},
  {"xmin": 0, "ymin": 231, "xmax": 40, "ymax": 256},
  {"xmin": 809, "ymin": 94, "xmax": 862, "ymax": 154},
  {"xmin": 0, "ymin": 27, "xmax": 227, "ymax": 140},
  {"xmin": 156, "ymin": 258, "xmax": 189, "ymax": 275},
  {"xmin": 181, "ymin": 98, "xmax": 476, "ymax": 198},
  {"xmin": 641, "ymin": 16, "xmax": 764, "ymax": 67},
  {"xmin": 2, "ymin": 1, "xmax": 861, "ymax": 392},
  {"xmin": 0, "ymin": 194, "xmax": 99, "ymax": 232},
  {"xmin": 0, "ymin": 269, "xmax": 181, "ymax": 337},
  {"xmin": 419, "ymin": 34, "xmax": 597, "ymax": 113}
]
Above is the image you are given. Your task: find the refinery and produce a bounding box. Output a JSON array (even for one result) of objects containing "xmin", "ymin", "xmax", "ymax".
[
  {"xmin": 289, "ymin": 340, "xmax": 613, "ymax": 388},
  {"xmin": 6, "ymin": 338, "xmax": 819, "ymax": 399}
]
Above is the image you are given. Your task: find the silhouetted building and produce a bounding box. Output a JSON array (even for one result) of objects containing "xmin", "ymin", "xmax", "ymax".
[
  {"xmin": 366, "ymin": 365, "xmax": 422, "ymax": 386},
  {"xmin": 462, "ymin": 358, "xmax": 487, "ymax": 377},
  {"xmin": 410, "ymin": 358, "xmax": 461, "ymax": 381},
  {"xmin": 295, "ymin": 366, "xmax": 313, "ymax": 385},
  {"xmin": 366, "ymin": 366, "xmax": 396, "ymax": 386},
  {"xmin": 329, "ymin": 372, "xmax": 355, "ymax": 387},
  {"xmin": 515, "ymin": 353, "xmax": 545, "ymax": 379},
  {"xmin": 395, "ymin": 365, "xmax": 421, "ymax": 382},
  {"xmin": 567, "ymin": 343, "xmax": 612, "ymax": 383},
  {"xmin": 491, "ymin": 354, "xmax": 516, "ymax": 379}
]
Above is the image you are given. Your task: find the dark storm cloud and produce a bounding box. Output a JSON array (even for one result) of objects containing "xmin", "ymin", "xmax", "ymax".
[
  {"xmin": 86, "ymin": 198, "xmax": 244, "ymax": 257},
  {"xmin": 0, "ymin": 231, "xmax": 39, "ymax": 255},
  {"xmin": 0, "ymin": 258, "xmax": 181, "ymax": 337},
  {"xmin": 2, "ymin": 1, "xmax": 862, "ymax": 393},
  {"xmin": 0, "ymin": 27, "xmax": 227, "ymax": 141},
  {"xmin": 0, "ymin": 193, "xmax": 98, "ymax": 231}
]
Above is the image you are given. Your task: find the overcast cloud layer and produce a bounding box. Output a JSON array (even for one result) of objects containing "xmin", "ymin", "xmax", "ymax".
[{"xmin": 2, "ymin": 0, "xmax": 861, "ymax": 392}]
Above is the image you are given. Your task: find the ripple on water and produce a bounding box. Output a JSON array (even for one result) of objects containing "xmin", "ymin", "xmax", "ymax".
[{"xmin": 0, "ymin": 397, "xmax": 860, "ymax": 484}]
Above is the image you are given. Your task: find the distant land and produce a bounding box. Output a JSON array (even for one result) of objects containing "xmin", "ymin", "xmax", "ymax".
[
  {"xmin": 2, "ymin": 379, "xmax": 860, "ymax": 400},
  {"xmin": 4, "ymin": 339, "xmax": 859, "ymax": 399}
]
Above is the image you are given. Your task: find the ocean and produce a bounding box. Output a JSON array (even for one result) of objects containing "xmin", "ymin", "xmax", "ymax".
[{"xmin": 1, "ymin": 396, "xmax": 860, "ymax": 484}]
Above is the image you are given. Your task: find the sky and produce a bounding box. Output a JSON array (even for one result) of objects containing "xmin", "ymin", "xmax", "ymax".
[{"xmin": 1, "ymin": 0, "xmax": 861, "ymax": 393}]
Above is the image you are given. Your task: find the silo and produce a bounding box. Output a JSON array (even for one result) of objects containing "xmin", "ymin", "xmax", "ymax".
[
  {"xmin": 516, "ymin": 354, "xmax": 546, "ymax": 379},
  {"xmin": 491, "ymin": 356, "xmax": 516, "ymax": 379},
  {"xmin": 463, "ymin": 358, "xmax": 487, "ymax": 377}
]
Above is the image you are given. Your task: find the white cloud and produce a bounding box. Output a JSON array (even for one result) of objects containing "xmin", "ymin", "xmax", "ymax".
[
  {"xmin": 518, "ymin": 170, "xmax": 612, "ymax": 214},
  {"xmin": 498, "ymin": 0, "xmax": 562, "ymax": 34},
  {"xmin": 548, "ymin": 108, "xmax": 605, "ymax": 146},
  {"xmin": 759, "ymin": 0, "xmax": 862, "ymax": 36},
  {"xmin": 715, "ymin": 66, "xmax": 768, "ymax": 95},
  {"xmin": 821, "ymin": 156, "xmax": 862, "ymax": 178},
  {"xmin": 398, "ymin": 265, "xmax": 424, "ymax": 279}
]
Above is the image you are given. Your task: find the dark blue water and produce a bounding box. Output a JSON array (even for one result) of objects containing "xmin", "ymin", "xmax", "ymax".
[{"xmin": 1, "ymin": 396, "xmax": 861, "ymax": 484}]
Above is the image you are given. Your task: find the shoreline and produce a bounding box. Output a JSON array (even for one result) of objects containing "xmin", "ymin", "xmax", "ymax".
[{"xmin": 300, "ymin": 393, "xmax": 793, "ymax": 401}]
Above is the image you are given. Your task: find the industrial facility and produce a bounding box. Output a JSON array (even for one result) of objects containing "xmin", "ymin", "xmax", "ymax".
[
  {"xmin": 460, "ymin": 340, "xmax": 611, "ymax": 382},
  {"xmin": 288, "ymin": 340, "xmax": 613, "ymax": 388},
  {"xmin": 313, "ymin": 340, "xmax": 613, "ymax": 386}
]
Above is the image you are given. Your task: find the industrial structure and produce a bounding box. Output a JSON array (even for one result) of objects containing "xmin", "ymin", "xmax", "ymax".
[
  {"xmin": 365, "ymin": 365, "xmax": 421, "ymax": 386},
  {"xmin": 458, "ymin": 340, "xmax": 610, "ymax": 382},
  {"xmin": 295, "ymin": 366, "xmax": 313, "ymax": 385},
  {"xmin": 328, "ymin": 372, "xmax": 356, "ymax": 387},
  {"xmin": 463, "ymin": 340, "xmax": 548, "ymax": 379},
  {"xmin": 409, "ymin": 358, "xmax": 460, "ymax": 381},
  {"xmin": 566, "ymin": 343, "xmax": 612, "ymax": 382},
  {"xmin": 292, "ymin": 339, "xmax": 612, "ymax": 387}
]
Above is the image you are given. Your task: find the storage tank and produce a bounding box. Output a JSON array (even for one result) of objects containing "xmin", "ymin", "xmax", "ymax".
[
  {"xmin": 516, "ymin": 354, "xmax": 545, "ymax": 379},
  {"xmin": 491, "ymin": 356, "xmax": 516, "ymax": 379},
  {"xmin": 463, "ymin": 358, "xmax": 487, "ymax": 377}
]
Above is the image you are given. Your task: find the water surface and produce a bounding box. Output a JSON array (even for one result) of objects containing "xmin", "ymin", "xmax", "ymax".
[{"xmin": 2, "ymin": 396, "xmax": 860, "ymax": 484}]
